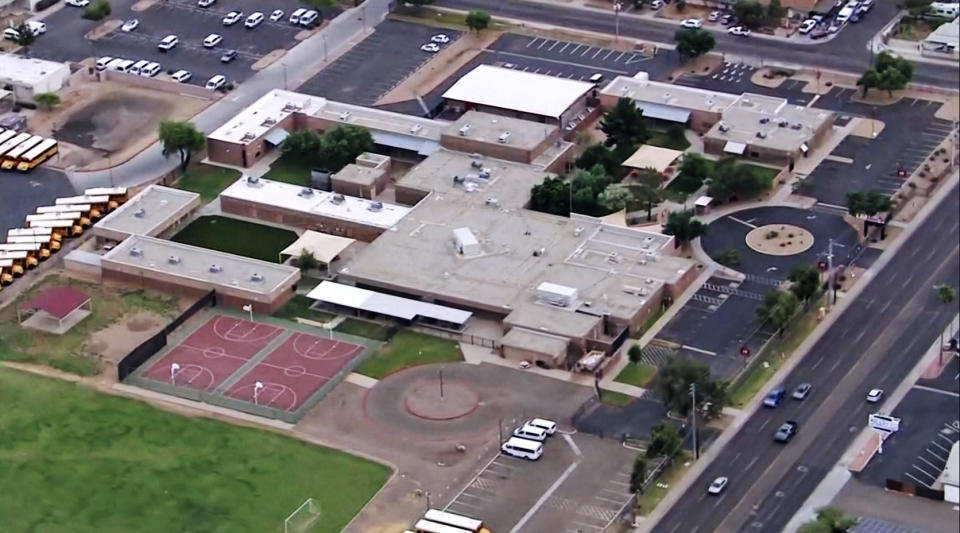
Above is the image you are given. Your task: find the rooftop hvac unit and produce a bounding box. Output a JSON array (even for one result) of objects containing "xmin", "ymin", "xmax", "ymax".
[
  {"xmin": 459, "ymin": 124, "xmax": 471, "ymax": 136},
  {"xmin": 298, "ymin": 187, "xmax": 314, "ymax": 198},
  {"xmin": 759, "ymin": 117, "xmax": 770, "ymax": 124},
  {"xmin": 241, "ymin": 132, "xmax": 256, "ymax": 142},
  {"xmin": 368, "ymin": 201, "xmax": 383, "ymax": 212},
  {"xmin": 718, "ymin": 123, "xmax": 730, "ymax": 133},
  {"xmin": 574, "ymin": 226, "xmax": 584, "ymax": 237},
  {"xmin": 662, "ymin": 91, "xmax": 671, "ymax": 101},
  {"xmin": 129, "ymin": 247, "xmax": 142, "ymax": 257},
  {"xmin": 790, "ymin": 122, "xmax": 803, "ymax": 130},
  {"xmin": 330, "ymin": 194, "xmax": 345, "ymax": 204},
  {"xmin": 478, "ymin": 168, "xmax": 491, "ymax": 179},
  {"xmin": 168, "ymin": 255, "xmax": 180, "ymax": 265},
  {"xmin": 756, "ymin": 131, "xmax": 767, "ymax": 139},
  {"xmin": 778, "ymin": 119, "xmax": 789, "ymax": 127},
  {"xmin": 246, "ymin": 175, "xmax": 260, "ymax": 185},
  {"xmin": 261, "ymin": 117, "xmax": 276, "ymax": 127},
  {"xmin": 485, "ymin": 197, "xmax": 500, "ymax": 207},
  {"xmin": 532, "ymin": 247, "xmax": 546, "ymax": 257},
  {"xmin": 410, "ymin": 123, "xmax": 423, "ymax": 134},
  {"xmin": 133, "ymin": 208, "xmax": 146, "ymax": 218},
  {"xmin": 453, "ymin": 175, "xmax": 465, "ymax": 184},
  {"xmin": 338, "ymin": 111, "xmax": 351, "ymax": 121},
  {"xmin": 470, "ymin": 160, "xmax": 483, "ymax": 169},
  {"xmin": 209, "ymin": 264, "xmax": 223, "ymax": 273},
  {"xmin": 453, "ymin": 227, "xmax": 481, "ymax": 257},
  {"xmin": 498, "ymin": 131, "xmax": 511, "ymax": 144},
  {"xmin": 250, "ymin": 273, "xmax": 264, "ymax": 282},
  {"xmin": 535, "ymin": 282, "xmax": 577, "ymax": 308}
]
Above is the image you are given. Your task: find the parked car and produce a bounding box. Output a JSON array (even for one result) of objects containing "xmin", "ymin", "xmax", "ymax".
[
  {"xmin": 222, "ymin": 11, "xmax": 243, "ymax": 26},
  {"xmin": 140, "ymin": 62, "xmax": 161, "ymax": 77},
  {"xmin": 798, "ymin": 19, "xmax": 817, "ymax": 34},
  {"xmin": 289, "ymin": 8, "xmax": 307, "ymax": 24},
  {"xmin": 269, "ymin": 9, "xmax": 285, "ymax": 22},
  {"xmin": 763, "ymin": 387, "xmax": 785, "ymax": 407},
  {"xmin": 866, "ymin": 388, "xmax": 884, "ymax": 403},
  {"xmin": 245, "ymin": 12, "xmax": 264, "ymax": 29},
  {"xmin": 850, "ymin": 11, "xmax": 862, "ymax": 22},
  {"xmin": 792, "ymin": 383, "xmax": 812, "ymax": 400},
  {"xmin": 681, "ymin": 18, "xmax": 703, "ymax": 29},
  {"xmin": 649, "ymin": 0, "xmax": 664, "ymax": 9},
  {"xmin": 298, "ymin": 10, "xmax": 319, "ymax": 27},
  {"xmin": 708, "ymin": 476, "xmax": 728, "ymax": 495},
  {"xmin": 774, "ymin": 421, "xmax": 798, "ymax": 443},
  {"xmin": 431, "ymin": 33, "xmax": 451, "ymax": 44},
  {"xmin": 728, "ymin": 26, "xmax": 751, "ymax": 37},
  {"xmin": 810, "ymin": 27, "xmax": 831, "ymax": 40},
  {"xmin": 25, "ymin": 20, "xmax": 46, "ymax": 35},
  {"xmin": 121, "ymin": 19, "xmax": 139, "ymax": 32},
  {"xmin": 157, "ymin": 34, "xmax": 179, "ymax": 52},
  {"xmin": 525, "ymin": 418, "xmax": 558, "ymax": 435},
  {"xmin": 197, "ymin": 0, "xmax": 215, "ymax": 6},
  {"xmin": 171, "ymin": 70, "xmax": 192, "ymax": 83},
  {"xmin": 708, "ymin": 10, "xmax": 722, "ymax": 22},
  {"xmin": 65, "ymin": 0, "xmax": 90, "ymax": 7},
  {"xmin": 220, "ymin": 49, "xmax": 238, "ymax": 63},
  {"xmin": 203, "ymin": 33, "xmax": 223, "ymax": 48},
  {"xmin": 420, "ymin": 43, "xmax": 440, "ymax": 53},
  {"xmin": 721, "ymin": 14, "xmax": 737, "ymax": 25},
  {"xmin": 205, "ymin": 74, "xmax": 227, "ymax": 90},
  {"xmin": 3, "ymin": 27, "xmax": 21, "ymax": 41}
]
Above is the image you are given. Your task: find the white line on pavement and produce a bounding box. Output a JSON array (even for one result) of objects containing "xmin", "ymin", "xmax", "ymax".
[
  {"xmin": 509, "ymin": 461, "xmax": 580, "ymax": 533},
  {"xmin": 906, "ymin": 472, "xmax": 932, "ymax": 488},
  {"xmin": 549, "ymin": 40, "xmax": 560, "ymax": 51},
  {"xmin": 745, "ymin": 456, "xmax": 760, "ymax": 471},
  {"xmin": 728, "ymin": 215, "xmax": 758, "ymax": 229},
  {"xmin": 758, "ymin": 419, "xmax": 771, "ymax": 432},
  {"xmin": 527, "ymin": 38, "xmax": 539, "ymax": 48},
  {"xmin": 570, "ymin": 44, "xmax": 582, "ymax": 54},
  {"xmin": 913, "ymin": 384, "xmax": 960, "ymax": 397},
  {"xmin": 559, "ymin": 42, "xmax": 571, "ymax": 53}
]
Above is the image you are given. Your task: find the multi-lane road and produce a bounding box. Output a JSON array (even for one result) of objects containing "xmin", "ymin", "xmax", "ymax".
[
  {"xmin": 652, "ymin": 181, "xmax": 960, "ymax": 533},
  {"xmin": 437, "ymin": 0, "xmax": 959, "ymax": 88}
]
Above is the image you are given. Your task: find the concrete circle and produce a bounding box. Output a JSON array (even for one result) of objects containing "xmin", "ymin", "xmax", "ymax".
[
  {"xmin": 745, "ymin": 224, "xmax": 814, "ymax": 256},
  {"xmin": 403, "ymin": 379, "xmax": 480, "ymax": 421}
]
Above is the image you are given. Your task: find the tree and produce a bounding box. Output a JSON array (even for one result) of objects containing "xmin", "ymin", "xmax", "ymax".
[
  {"xmin": 598, "ymin": 184, "xmax": 633, "ymax": 213},
  {"xmin": 766, "ymin": 0, "xmax": 786, "ymax": 25},
  {"xmin": 651, "ymin": 357, "xmax": 727, "ymax": 419},
  {"xmin": 316, "ymin": 124, "xmax": 373, "ymax": 171},
  {"xmin": 298, "ymin": 250, "xmax": 319, "ymax": 272},
  {"xmin": 859, "ymin": 52, "xmax": 914, "ymax": 97},
  {"xmin": 628, "ymin": 344, "xmax": 644, "ymax": 364},
  {"xmin": 575, "ymin": 144, "xmax": 620, "ymax": 175},
  {"xmin": 673, "ymin": 153, "xmax": 712, "ymax": 194},
  {"xmin": 11, "ymin": 23, "xmax": 36, "ymax": 48},
  {"xmin": 600, "ymin": 97, "xmax": 650, "ymax": 155},
  {"xmin": 707, "ymin": 157, "xmax": 773, "ymax": 202},
  {"xmin": 846, "ymin": 190, "xmax": 892, "ymax": 217},
  {"xmin": 757, "ymin": 290, "xmax": 800, "ymax": 334},
  {"xmin": 646, "ymin": 421, "xmax": 683, "ymax": 459},
  {"xmin": 159, "ymin": 120, "xmax": 206, "ymax": 172},
  {"xmin": 281, "ymin": 129, "xmax": 322, "ymax": 163},
  {"xmin": 674, "ymin": 28, "xmax": 715, "ymax": 60},
  {"xmin": 713, "ymin": 248, "xmax": 741, "ymax": 267},
  {"xmin": 798, "ymin": 507, "xmax": 857, "ymax": 533},
  {"xmin": 935, "ymin": 283, "xmax": 956, "ymax": 304},
  {"xmin": 733, "ymin": 0, "xmax": 766, "ymax": 28},
  {"xmin": 529, "ymin": 176, "xmax": 571, "ymax": 217},
  {"xmin": 876, "ymin": 67, "xmax": 909, "ymax": 97},
  {"xmin": 663, "ymin": 209, "xmax": 706, "ymax": 248},
  {"xmin": 629, "ymin": 455, "xmax": 647, "ymax": 494},
  {"xmin": 34, "ymin": 92, "xmax": 61, "ymax": 110},
  {"xmin": 789, "ymin": 265, "xmax": 821, "ymax": 302},
  {"xmin": 904, "ymin": 0, "xmax": 932, "ymax": 17},
  {"xmin": 82, "ymin": 0, "xmax": 111, "ymax": 20},
  {"xmin": 465, "ymin": 10, "xmax": 491, "ymax": 32},
  {"xmin": 571, "ymin": 164, "xmax": 612, "ymax": 215},
  {"xmin": 631, "ymin": 169, "xmax": 663, "ymax": 221},
  {"xmin": 857, "ymin": 68, "xmax": 881, "ymax": 97}
]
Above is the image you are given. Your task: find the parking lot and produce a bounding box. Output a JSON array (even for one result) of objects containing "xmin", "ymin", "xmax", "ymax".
[
  {"xmin": 445, "ymin": 432, "xmax": 634, "ymax": 533},
  {"xmin": 0, "ymin": 167, "xmax": 77, "ymax": 242},
  {"xmin": 27, "ymin": 0, "xmax": 332, "ymax": 86}
]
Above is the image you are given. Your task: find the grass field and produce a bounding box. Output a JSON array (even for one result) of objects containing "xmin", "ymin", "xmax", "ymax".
[
  {"xmin": 0, "ymin": 276, "xmax": 180, "ymax": 376},
  {"xmin": 176, "ymin": 164, "xmax": 241, "ymax": 202},
  {"xmin": 171, "ymin": 216, "xmax": 298, "ymax": 263},
  {"xmin": 355, "ymin": 330, "xmax": 463, "ymax": 379},
  {"xmin": 272, "ymin": 295, "xmax": 336, "ymax": 323},
  {"xmin": 637, "ymin": 452, "xmax": 691, "ymax": 516},
  {"xmin": 266, "ymin": 156, "xmax": 313, "ymax": 187},
  {"xmin": 0, "ymin": 368, "xmax": 390, "ymax": 533},
  {"xmin": 615, "ymin": 363, "xmax": 658, "ymax": 388},
  {"xmin": 600, "ymin": 389, "xmax": 636, "ymax": 406},
  {"xmin": 334, "ymin": 318, "xmax": 397, "ymax": 342}
]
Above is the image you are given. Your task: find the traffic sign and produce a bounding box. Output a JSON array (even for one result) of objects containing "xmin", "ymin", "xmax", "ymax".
[
  {"xmin": 869, "ymin": 413, "xmax": 901, "ymax": 433},
  {"xmin": 740, "ymin": 346, "xmax": 751, "ymax": 358}
]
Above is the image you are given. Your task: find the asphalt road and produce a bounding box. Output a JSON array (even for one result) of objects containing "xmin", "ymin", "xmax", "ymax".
[
  {"xmin": 652, "ymin": 181, "xmax": 960, "ymax": 533},
  {"xmin": 436, "ymin": 0, "xmax": 959, "ymax": 88}
]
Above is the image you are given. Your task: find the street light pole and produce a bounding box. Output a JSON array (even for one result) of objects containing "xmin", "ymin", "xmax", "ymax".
[
  {"xmin": 614, "ymin": 3, "xmax": 622, "ymax": 43},
  {"xmin": 689, "ymin": 383, "xmax": 698, "ymax": 460}
]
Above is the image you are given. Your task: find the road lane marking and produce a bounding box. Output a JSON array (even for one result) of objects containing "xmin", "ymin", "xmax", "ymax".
[
  {"xmin": 758, "ymin": 419, "xmax": 771, "ymax": 432},
  {"xmin": 509, "ymin": 461, "xmax": 580, "ymax": 533},
  {"xmin": 812, "ymin": 355, "xmax": 825, "ymax": 369},
  {"xmin": 745, "ymin": 456, "xmax": 759, "ymax": 471},
  {"xmin": 563, "ymin": 434, "xmax": 582, "ymax": 457}
]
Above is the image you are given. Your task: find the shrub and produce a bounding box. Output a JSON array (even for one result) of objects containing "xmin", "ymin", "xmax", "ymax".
[
  {"xmin": 765, "ymin": 230, "xmax": 779, "ymax": 239},
  {"xmin": 35, "ymin": 0, "xmax": 59, "ymax": 10},
  {"xmin": 82, "ymin": 0, "xmax": 111, "ymax": 20}
]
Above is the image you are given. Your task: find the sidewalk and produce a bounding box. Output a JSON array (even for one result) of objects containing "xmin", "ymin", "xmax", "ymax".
[{"xmin": 877, "ymin": 38, "xmax": 960, "ymax": 67}]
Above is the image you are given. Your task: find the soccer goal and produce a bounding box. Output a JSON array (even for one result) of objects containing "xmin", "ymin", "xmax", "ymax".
[{"xmin": 284, "ymin": 498, "xmax": 322, "ymax": 533}]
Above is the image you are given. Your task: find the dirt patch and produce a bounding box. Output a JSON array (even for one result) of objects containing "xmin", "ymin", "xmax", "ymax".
[
  {"xmin": 658, "ymin": 5, "xmax": 710, "ymax": 21},
  {"xmin": 935, "ymin": 97, "xmax": 960, "ymax": 121},
  {"xmin": 746, "ymin": 224, "xmax": 815, "ymax": 256},
  {"xmin": 751, "ymin": 67, "xmax": 790, "ymax": 88},
  {"xmin": 669, "ymin": 54, "xmax": 721, "ymax": 80},
  {"xmin": 252, "ymin": 49, "xmax": 286, "ymax": 71},
  {"xmin": 376, "ymin": 31, "xmax": 500, "ymax": 106},
  {"xmin": 86, "ymin": 19, "xmax": 122, "ymax": 40},
  {"xmin": 83, "ymin": 310, "xmax": 167, "ymax": 364},
  {"xmin": 851, "ymin": 90, "xmax": 905, "ymax": 106},
  {"xmin": 127, "ymin": 313, "xmax": 159, "ymax": 332}
]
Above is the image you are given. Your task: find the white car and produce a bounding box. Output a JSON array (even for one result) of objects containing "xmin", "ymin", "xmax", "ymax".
[
  {"xmin": 245, "ymin": 12, "xmax": 264, "ymax": 29},
  {"xmin": 798, "ymin": 19, "xmax": 817, "ymax": 34},
  {"xmin": 708, "ymin": 10, "xmax": 722, "ymax": 22},
  {"xmin": 202, "ymin": 33, "xmax": 223, "ymax": 48},
  {"xmin": 269, "ymin": 9, "xmax": 285, "ymax": 22},
  {"xmin": 431, "ymin": 33, "xmax": 451, "ymax": 44},
  {"xmin": 121, "ymin": 19, "xmax": 139, "ymax": 32},
  {"xmin": 197, "ymin": 0, "xmax": 215, "ymax": 6},
  {"xmin": 65, "ymin": 0, "xmax": 90, "ymax": 6},
  {"xmin": 26, "ymin": 20, "xmax": 47, "ymax": 35},
  {"xmin": 681, "ymin": 18, "xmax": 703, "ymax": 29},
  {"xmin": 728, "ymin": 26, "xmax": 751, "ymax": 37},
  {"xmin": 171, "ymin": 70, "xmax": 192, "ymax": 83},
  {"xmin": 205, "ymin": 74, "xmax": 227, "ymax": 90},
  {"xmin": 157, "ymin": 34, "xmax": 179, "ymax": 51},
  {"xmin": 140, "ymin": 61, "xmax": 161, "ymax": 77},
  {"xmin": 527, "ymin": 418, "xmax": 557, "ymax": 435},
  {"xmin": 708, "ymin": 476, "xmax": 728, "ymax": 495},
  {"xmin": 649, "ymin": 0, "xmax": 663, "ymax": 9},
  {"xmin": 420, "ymin": 43, "xmax": 440, "ymax": 53},
  {"xmin": 866, "ymin": 389, "xmax": 884, "ymax": 403},
  {"xmin": 3, "ymin": 27, "xmax": 21, "ymax": 41},
  {"xmin": 222, "ymin": 11, "xmax": 243, "ymax": 26}
]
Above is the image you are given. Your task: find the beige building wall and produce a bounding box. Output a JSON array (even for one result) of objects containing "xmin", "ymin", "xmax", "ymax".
[{"xmin": 219, "ymin": 196, "xmax": 388, "ymax": 242}]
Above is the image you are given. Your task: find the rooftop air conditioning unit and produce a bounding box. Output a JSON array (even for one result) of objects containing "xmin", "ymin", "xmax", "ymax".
[
  {"xmin": 778, "ymin": 119, "xmax": 789, "ymax": 127},
  {"xmin": 133, "ymin": 208, "xmax": 146, "ymax": 218},
  {"xmin": 168, "ymin": 255, "xmax": 181, "ymax": 265},
  {"xmin": 459, "ymin": 124, "xmax": 471, "ymax": 136},
  {"xmin": 129, "ymin": 247, "xmax": 142, "ymax": 257},
  {"xmin": 338, "ymin": 111, "xmax": 351, "ymax": 121},
  {"xmin": 470, "ymin": 160, "xmax": 483, "ymax": 169},
  {"xmin": 662, "ymin": 91, "xmax": 671, "ymax": 101},
  {"xmin": 759, "ymin": 117, "xmax": 770, "ymax": 124},
  {"xmin": 261, "ymin": 117, "xmax": 276, "ymax": 127},
  {"xmin": 298, "ymin": 187, "xmax": 314, "ymax": 198},
  {"xmin": 453, "ymin": 175, "xmax": 465, "ymax": 184},
  {"xmin": 246, "ymin": 175, "xmax": 260, "ymax": 185},
  {"xmin": 718, "ymin": 123, "xmax": 730, "ymax": 133},
  {"xmin": 368, "ymin": 201, "xmax": 383, "ymax": 212},
  {"xmin": 410, "ymin": 123, "xmax": 423, "ymax": 134},
  {"xmin": 498, "ymin": 131, "xmax": 511, "ymax": 143},
  {"xmin": 331, "ymin": 194, "xmax": 345, "ymax": 204},
  {"xmin": 250, "ymin": 273, "xmax": 264, "ymax": 282},
  {"xmin": 791, "ymin": 122, "xmax": 803, "ymax": 130},
  {"xmin": 478, "ymin": 169, "xmax": 491, "ymax": 179},
  {"xmin": 209, "ymin": 264, "xmax": 223, "ymax": 273},
  {"xmin": 532, "ymin": 247, "xmax": 545, "ymax": 257},
  {"xmin": 574, "ymin": 226, "xmax": 584, "ymax": 237},
  {"xmin": 756, "ymin": 131, "xmax": 767, "ymax": 139},
  {"xmin": 241, "ymin": 132, "xmax": 256, "ymax": 142},
  {"xmin": 485, "ymin": 197, "xmax": 500, "ymax": 207}
]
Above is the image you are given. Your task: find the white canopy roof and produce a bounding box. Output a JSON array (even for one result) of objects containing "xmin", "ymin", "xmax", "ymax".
[
  {"xmin": 622, "ymin": 144, "xmax": 685, "ymax": 172},
  {"xmin": 442, "ymin": 65, "xmax": 593, "ymax": 119},
  {"xmin": 279, "ymin": 230, "xmax": 354, "ymax": 264},
  {"xmin": 723, "ymin": 141, "xmax": 747, "ymax": 155},
  {"xmin": 306, "ymin": 281, "xmax": 472, "ymax": 326}
]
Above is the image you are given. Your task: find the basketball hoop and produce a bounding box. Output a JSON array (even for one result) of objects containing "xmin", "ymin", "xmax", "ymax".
[
  {"xmin": 254, "ymin": 381, "xmax": 264, "ymax": 405},
  {"xmin": 170, "ymin": 363, "xmax": 181, "ymax": 386}
]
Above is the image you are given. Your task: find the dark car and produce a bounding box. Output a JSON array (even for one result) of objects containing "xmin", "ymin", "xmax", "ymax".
[
  {"xmin": 721, "ymin": 14, "xmax": 736, "ymax": 25},
  {"xmin": 763, "ymin": 387, "xmax": 785, "ymax": 408},
  {"xmin": 220, "ymin": 49, "xmax": 238, "ymax": 63},
  {"xmin": 774, "ymin": 421, "xmax": 798, "ymax": 442},
  {"xmin": 810, "ymin": 28, "xmax": 831, "ymax": 40}
]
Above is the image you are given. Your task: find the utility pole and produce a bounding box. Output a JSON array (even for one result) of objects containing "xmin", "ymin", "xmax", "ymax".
[
  {"xmin": 614, "ymin": 2, "xmax": 622, "ymax": 43},
  {"xmin": 690, "ymin": 383, "xmax": 698, "ymax": 460}
]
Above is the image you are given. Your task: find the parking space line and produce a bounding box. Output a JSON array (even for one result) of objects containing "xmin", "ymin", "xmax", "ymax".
[
  {"xmin": 549, "ymin": 40, "xmax": 560, "ymax": 51},
  {"xmin": 919, "ymin": 455, "xmax": 943, "ymax": 471},
  {"xmin": 570, "ymin": 44, "xmax": 582, "ymax": 54},
  {"xmin": 601, "ymin": 487, "xmax": 624, "ymax": 496},
  {"xmin": 592, "ymin": 48, "xmax": 604, "ymax": 59},
  {"xmin": 571, "ymin": 520, "xmax": 605, "ymax": 530},
  {"xmin": 581, "ymin": 46, "xmax": 593, "ymax": 56},
  {"xmin": 458, "ymin": 492, "xmax": 491, "ymax": 502},
  {"xmin": 492, "ymin": 50, "xmax": 630, "ymax": 74},
  {"xmin": 911, "ymin": 463, "xmax": 938, "ymax": 480},
  {"xmin": 450, "ymin": 499, "xmax": 483, "ymax": 510},
  {"xmin": 928, "ymin": 445, "xmax": 949, "ymax": 459},
  {"xmin": 559, "ymin": 42, "xmax": 571, "ymax": 53},
  {"xmin": 603, "ymin": 49, "xmax": 615, "ymax": 60},
  {"xmin": 537, "ymin": 39, "xmax": 549, "ymax": 50},
  {"xmin": 527, "ymin": 38, "xmax": 539, "ymax": 48},
  {"xmin": 509, "ymin": 461, "xmax": 580, "ymax": 533},
  {"xmin": 906, "ymin": 472, "xmax": 932, "ymax": 488},
  {"xmin": 609, "ymin": 480, "xmax": 630, "ymax": 487}
]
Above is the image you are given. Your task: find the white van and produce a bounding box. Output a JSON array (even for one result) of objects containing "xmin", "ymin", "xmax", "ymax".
[
  {"xmin": 527, "ymin": 418, "xmax": 558, "ymax": 435},
  {"xmin": 928, "ymin": 2, "xmax": 959, "ymax": 17},
  {"xmin": 289, "ymin": 8, "xmax": 306, "ymax": 24},
  {"xmin": 96, "ymin": 56, "xmax": 114, "ymax": 71},
  {"xmin": 107, "ymin": 58, "xmax": 134, "ymax": 72},
  {"xmin": 513, "ymin": 423, "xmax": 548, "ymax": 442},
  {"xmin": 501, "ymin": 437, "xmax": 543, "ymax": 460},
  {"xmin": 205, "ymin": 74, "xmax": 226, "ymax": 90},
  {"xmin": 140, "ymin": 62, "xmax": 161, "ymax": 77},
  {"xmin": 299, "ymin": 10, "xmax": 319, "ymax": 27},
  {"xmin": 25, "ymin": 20, "xmax": 47, "ymax": 35},
  {"xmin": 836, "ymin": 6, "xmax": 854, "ymax": 23},
  {"xmin": 128, "ymin": 59, "xmax": 150, "ymax": 76}
]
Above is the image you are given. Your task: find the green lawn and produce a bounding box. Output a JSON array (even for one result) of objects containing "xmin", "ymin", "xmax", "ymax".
[
  {"xmin": 600, "ymin": 389, "xmax": 636, "ymax": 406},
  {"xmin": 636, "ymin": 452, "xmax": 691, "ymax": 516},
  {"xmin": 266, "ymin": 156, "xmax": 313, "ymax": 187},
  {"xmin": 272, "ymin": 295, "xmax": 336, "ymax": 323},
  {"xmin": 743, "ymin": 163, "xmax": 780, "ymax": 184},
  {"xmin": 334, "ymin": 318, "xmax": 397, "ymax": 342},
  {"xmin": 647, "ymin": 131, "xmax": 691, "ymax": 151},
  {"xmin": 355, "ymin": 330, "xmax": 463, "ymax": 379},
  {"xmin": 615, "ymin": 363, "xmax": 658, "ymax": 388},
  {"xmin": 171, "ymin": 215, "xmax": 298, "ymax": 263},
  {"xmin": 0, "ymin": 367, "xmax": 390, "ymax": 533},
  {"xmin": 175, "ymin": 164, "xmax": 241, "ymax": 202}
]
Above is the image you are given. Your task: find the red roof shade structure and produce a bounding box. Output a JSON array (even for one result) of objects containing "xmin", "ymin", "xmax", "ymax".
[{"xmin": 20, "ymin": 286, "xmax": 90, "ymax": 320}]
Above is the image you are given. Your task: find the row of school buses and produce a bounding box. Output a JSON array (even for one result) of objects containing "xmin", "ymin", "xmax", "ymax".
[
  {"xmin": 0, "ymin": 128, "xmax": 60, "ymax": 172},
  {"xmin": 0, "ymin": 187, "xmax": 129, "ymax": 289}
]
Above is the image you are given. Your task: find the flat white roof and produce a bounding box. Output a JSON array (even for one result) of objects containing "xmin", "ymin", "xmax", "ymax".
[
  {"xmin": 0, "ymin": 53, "xmax": 69, "ymax": 86},
  {"xmin": 306, "ymin": 280, "xmax": 472, "ymax": 325},
  {"xmin": 94, "ymin": 185, "xmax": 199, "ymax": 238},
  {"xmin": 443, "ymin": 65, "xmax": 593, "ymax": 119},
  {"xmin": 601, "ymin": 75, "xmax": 738, "ymax": 114},
  {"xmin": 220, "ymin": 176, "xmax": 410, "ymax": 229},
  {"xmin": 207, "ymin": 89, "xmax": 325, "ymax": 144}
]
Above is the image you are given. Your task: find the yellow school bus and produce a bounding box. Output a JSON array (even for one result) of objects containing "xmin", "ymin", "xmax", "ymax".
[
  {"xmin": 8, "ymin": 227, "xmax": 62, "ymax": 243},
  {"xmin": 27, "ymin": 219, "xmax": 84, "ymax": 237},
  {"xmin": 1, "ymin": 135, "xmax": 43, "ymax": 170},
  {"xmin": 0, "ymin": 132, "xmax": 31, "ymax": 161},
  {"xmin": 55, "ymin": 195, "xmax": 110, "ymax": 217},
  {"xmin": 84, "ymin": 187, "xmax": 129, "ymax": 208},
  {"xmin": 16, "ymin": 138, "xmax": 58, "ymax": 172},
  {"xmin": 7, "ymin": 235, "xmax": 61, "ymax": 252},
  {"xmin": 0, "ymin": 242, "xmax": 48, "ymax": 263},
  {"xmin": 0, "ymin": 250, "xmax": 32, "ymax": 274}
]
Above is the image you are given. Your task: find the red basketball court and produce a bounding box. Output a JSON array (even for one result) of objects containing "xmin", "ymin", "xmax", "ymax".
[
  {"xmin": 142, "ymin": 316, "xmax": 283, "ymax": 391},
  {"xmin": 225, "ymin": 332, "xmax": 364, "ymax": 411}
]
